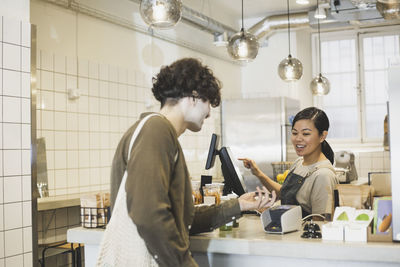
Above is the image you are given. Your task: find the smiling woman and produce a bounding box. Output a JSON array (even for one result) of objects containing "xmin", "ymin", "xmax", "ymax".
[{"xmin": 240, "ymin": 107, "xmax": 339, "ymax": 220}]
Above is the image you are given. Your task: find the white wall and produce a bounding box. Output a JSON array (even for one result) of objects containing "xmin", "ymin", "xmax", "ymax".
[
  {"xmin": 31, "ymin": 0, "xmax": 242, "ymax": 195},
  {"xmin": 0, "ymin": 1, "xmax": 33, "ymax": 266},
  {"xmin": 240, "ymin": 29, "xmax": 313, "ymax": 108}
]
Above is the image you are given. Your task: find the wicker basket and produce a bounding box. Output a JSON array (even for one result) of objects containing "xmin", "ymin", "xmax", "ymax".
[{"xmin": 271, "ymin": 161, "xmax": 293, "ymax": 181}]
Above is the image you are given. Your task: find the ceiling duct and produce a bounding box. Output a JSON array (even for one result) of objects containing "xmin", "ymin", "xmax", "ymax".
[
  {"xmin": 328, "ymin": 0, "xmax": 384, "ymax": 23},
  {"xmin": 376, "ymin": 0, "xmax": 400, "ymax": 19},
  {"xmin": 247, "ymin": 12, "xmax": 310, "ymax": 41}
]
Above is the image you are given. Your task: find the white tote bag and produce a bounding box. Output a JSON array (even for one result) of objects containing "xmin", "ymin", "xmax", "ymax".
[{"xmin": 96, "ymin": 114, "xmax": 159, "ymax": 267}]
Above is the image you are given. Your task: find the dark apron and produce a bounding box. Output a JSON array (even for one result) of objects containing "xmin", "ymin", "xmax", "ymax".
[{"xmin": 280, "ymin": 171, "xmax": 310, "ymax": 218}]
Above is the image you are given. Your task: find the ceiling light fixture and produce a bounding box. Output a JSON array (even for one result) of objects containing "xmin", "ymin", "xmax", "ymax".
[
  {"xmin": 296, "ymin": 0, "xmax": 310, "ymax": 4},
  {"xmin": 310, "ymin": 0, "xmax": 330, "ymax": 96},
  {"xmin": 314, "ymin": 4, "xmax": 327, "ymax": 19},
  {"xmin": 278, "ymin": 0, "xmax": 303, "ymax": 82},
  {"xmin": 227, "ymin": 0, "xmax": 259, "ymax": 61},
  {"xmin": 140, "ymin": 0, "xmax": 182, "ymax": 29}
]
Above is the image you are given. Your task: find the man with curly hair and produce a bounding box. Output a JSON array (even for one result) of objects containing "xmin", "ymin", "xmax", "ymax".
[{"xmin": 100, "ymin": 58, "xmax": 275, "ymax": 267}]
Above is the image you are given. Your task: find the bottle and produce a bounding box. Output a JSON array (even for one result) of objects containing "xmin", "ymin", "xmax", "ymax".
[
  {"xmin": 219, "ymin": 196, "xmax": 233, "ymax": 231},
  {"xmin": 228, "ymin": 193, "xmax": 239, "ymax": 228}
]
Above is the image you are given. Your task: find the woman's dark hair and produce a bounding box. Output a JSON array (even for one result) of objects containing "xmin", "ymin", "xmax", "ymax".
[
  {"xmin": 152, "ymin": 58, "xmax": 222, "ymax": 108},
  {"xmin": 292, "ymin": 107, "xmax": 334, "ymax": 164}
]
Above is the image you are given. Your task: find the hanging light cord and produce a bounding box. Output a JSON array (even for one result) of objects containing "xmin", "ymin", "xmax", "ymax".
[
  {"xmin": 287, "ymin": 0, "xmax": 291, "ymax": 56},
  {"xmin": 317, "ymin": 0, "xmax": 322, "ymax": 75},
  {"xmin": 241, "ymin": 0, "xmax": 244, "ymax": 32}
]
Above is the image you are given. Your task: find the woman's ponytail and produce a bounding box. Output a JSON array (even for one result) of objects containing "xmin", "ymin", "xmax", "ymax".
[{"xmin": 322, "ymin": 140, "xmax": 334, "ymax": 165}]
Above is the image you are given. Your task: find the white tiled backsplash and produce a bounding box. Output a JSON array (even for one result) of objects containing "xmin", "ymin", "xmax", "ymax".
[
  {"xmin": 36, "ymin": 51, "xmax": 221, "ymax": 197},
  {"xmin": 1, "ymin": 15, "xmax": 33, "ymax": 267}
]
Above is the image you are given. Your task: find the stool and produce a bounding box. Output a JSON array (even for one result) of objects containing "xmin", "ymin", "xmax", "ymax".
[{"xmin": 39, "ymin": 241, "xmax": 82, "ymax": 267}]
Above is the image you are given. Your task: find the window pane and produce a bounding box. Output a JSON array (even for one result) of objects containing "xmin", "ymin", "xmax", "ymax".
[
  {"xmin": 320, "ymin": 38, "xmax": 358, "ymax": 139},
  {"xmin": 366, "ymin": 104, "xmax": 387, "ymax": 138},
  {"xmin": 324, "ymin": 106, "xmax": 358, "ymax": 139},
  {"xmin": 363, "ymin": 35, "xmax": 399, "ymax": 139}
]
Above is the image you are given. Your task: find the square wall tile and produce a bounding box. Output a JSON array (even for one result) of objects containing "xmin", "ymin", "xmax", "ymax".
[
  {"xmin": 3, "ymin": 17, "xmax": 21, "ymax": 45},
  {"xmin": 78, "ymin": 59, "xmax": 89, "ymax": 77},
  {"xmin": 54, "ymin": 92, "xmax": 67, "ymax": 111},
  {"xmin": 0, "ymin": 231, "xmax": 4, "ymax": 258},
  {"xmin": 54, "ymin": 131, "xmax": 67, "ymax": 150},
  {"xmin": 40, "ymin": 51, "xmax": 54, "ymax": 71},
  {"xmin": 3, "ymin": 96, "xmax": 21, "ymax": 123},
  {"xmin": 109, "ymin": 66, "xmax": 118, "ymax": 82},
  {"xmin": 21, "ymin": 98, "xmax": 31, "ymax": 123},
  {"xmin": 22, "ymin": 175, "xmax": 31, "ymax": 201},
  {"xmin": 66, "ymin": 56, "xmax": 77, "ymax": 75},
  {"xmin": 4, "ymin": 176, "xmax": 22, "ymax": 203},
  {"xmin": 24, "ymin": 252, "xmax": 33, "ymax": 267},
  {"xmin": 99, "ymin": 64, "xmax": 109, "ymax": 81},
  {"xmin": 3, "ymin": 123, "xmax": 21, "ymax": 149},
  {"xmin": 21, "ymin": 22, "xmax": 31, "ymax": 47},
  {"xmin": 0, "ymin": 16, "xmax": 2, "ymax": 42},
  {"xmin": 21, "ymin": 124, "xmax": 31, "ymax": 149},
  {"xmin": 78, "ymin": 132, "xmax": 90, "ymax": 150},
  {"xmin": 22, "ymin": 202, "xmax": 31, "ymax": 227},
  {"xmin": 3, "ymin": 150, "xmax": 21, "ymax": 176},
  {"xmin": 3, "ymin": 43, "xmax": 20, "ymax": 71},
  {"xmin": 54, "ymin": 54, "xmax": 66, "ymax": 73},
  {"xmin": 41, "ymin": 90, "xmax": 54, "ymax": 111},
  {"xmin": 99, "ymin": 81, "xmax": 108, "ymax": 98},
  {"xmin": 54, "ymin": 112, "xmax": 66, "ymax": 131},
  {"xmin": 67, "ymin": 132, "xmax": 78, "ymax": 150},
  {"xmin": 118, "ymin": 67, "xmax": 127, "ymax": 84},
  {"xmin": 54, "ymin": 73, "xmax": 66, "ymax": 92},
  {"xmin": 67, "ymin": 169, "xmax": 79, "ymax": 188},
  {"xmin": 0, "ymin": 205, "xmax": 3, "ymax": 231},
  {"xmin": 4, "ymin": 202, "xmax": 22, "ymax": 230},
  {"xmin": 66, "ymin": 113, "xmax": 78, "ymax": 131},
  {"xmin": 89, "ymin": 61, "xmax": 99, "ymax": 79},
  {"xmin": 2, "ymin": 69, "xmax": 21, "ymax": 97},
  {"xmin": 21, "ymin": 47, "xmax": 30, "ymax": 72},
  {"xmin": 54, "ymin": 151, "xmax": 67, "ymax": 170},
  {"xmin": 22, "ymin": 150, "xmax": 31, "ymax": 175},
  {"xmin": 21, "ymin": 72, "xmax": 30, "ymax": 98},
  {"xmin": 5, "ymin": 255, "xmax": 23, "ymax": 267},
  {"xmin": 41, "ymin": 110, "xmax": 54, "ymax": 130},
  {"xmin": 67, "ymin": 151, "xmax": 78, "ymax": 169},
  {"xmin": 0, "ymin": 70, "xmax": 2, "ymax": 94},
  {"xmin": 40, "ymin": 71, "xmax": 53, "ymax": 91},
  {"xmin": 89, "ymin": 79, "xmax": 99, "ymax": 97},
  {"xmin": 55, "ymin": 170, "xmax": 67, "ymax": 189}
]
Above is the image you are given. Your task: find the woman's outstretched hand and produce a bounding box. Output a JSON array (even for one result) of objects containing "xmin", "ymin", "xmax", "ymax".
[
  {"xmin": 238, "ymin": 186, "xmax": 276, "ymax": 212},
  {"xmin": 238, "ymin": 158, "xmax": 262, "ymax": 177}
]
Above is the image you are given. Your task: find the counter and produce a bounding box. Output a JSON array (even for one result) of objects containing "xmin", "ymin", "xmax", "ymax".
[
  {"xmin": 37, "ymin": 191, "xmax": 108, "ymax": 211},
  {"xmin": 67, "ymin": 215, "xmax": 400, "ymax": 267}
]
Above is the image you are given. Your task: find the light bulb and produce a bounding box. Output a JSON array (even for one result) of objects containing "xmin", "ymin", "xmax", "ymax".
[
  {"xmin": 278, "ymin": 55, "xmax": 303, "ymax": 81},
  {"xmin": 310, "ymin": 73, "xmax": 330, "ymax": 95},
  {"xmin": 238, "ymin": 40, "xmax": 249, "ymax": 58},
  {"xmin": 140, "ymin": 0, "xmax": 182, "ymax": 29},
  {"xmin": 314, "ymin": 6, "xmax": 327, "ymax": 19},
  {"xmin": 227, "ymin": 30, "xmax": 259, "ymax": 61},
  {"xmin": 152, "ymin": 3, "xmax": 167, "ymax": 21},
  {"xmin": 296, "ymin": 0, "xmax": 310, "ymax": 4}
]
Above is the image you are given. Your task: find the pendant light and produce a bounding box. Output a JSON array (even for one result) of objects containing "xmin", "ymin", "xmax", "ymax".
[
  {"xmin": 310, "ymin": 0, "xmax": 330, "ymax": 96},
  {"xmin": 278, "ymin": 0, "xmax": 303, "ymax": 82},
  {"xmin": 140, "ymin": 0, "xmax": 182, "ymax": 29},
  {"xmin": 227, "ymin": 0, "xmax": 259, "ymax": 61}
]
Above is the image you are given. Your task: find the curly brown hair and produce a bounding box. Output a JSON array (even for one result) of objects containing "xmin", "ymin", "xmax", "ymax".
[{"xmin": 152, "ymin": 58, "xmax": 222, "ymax": 108}]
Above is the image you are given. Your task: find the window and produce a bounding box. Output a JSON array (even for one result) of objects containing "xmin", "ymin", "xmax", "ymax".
[{"xmin": 313, "ymin": 28, "xmax": 400, "ymax": 143}]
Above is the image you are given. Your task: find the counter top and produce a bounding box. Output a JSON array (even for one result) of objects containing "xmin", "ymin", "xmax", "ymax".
[
  {"xmin": 67, "ymin": 215, "xmax": 400, "ymax": 264},
  {"xmin": 37, "ymin": 191, "xmax": 108, "ymax": 211},
  {"xmin": 190, "ymin": 215, "xmax": 400, "ymax": 264}
]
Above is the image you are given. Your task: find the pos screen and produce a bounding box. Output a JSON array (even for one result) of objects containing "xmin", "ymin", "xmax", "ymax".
[{"xmin": 205, "ymin": 134, "xmax": 247, "ymax": 196}]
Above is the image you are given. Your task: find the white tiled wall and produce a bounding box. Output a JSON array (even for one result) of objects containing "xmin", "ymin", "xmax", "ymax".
[
  {"xmin": 36, "ymin": 51, "xmax": 221, "ymax": 197},
  {"xmin": 1, "ymin": 16, "xmax": 33, "ymax": 267}
]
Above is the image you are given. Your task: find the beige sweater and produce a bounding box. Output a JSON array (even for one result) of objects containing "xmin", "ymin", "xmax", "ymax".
[{"xmin": 110, "ymin": 112, "xmax": 242, "ymax": 267}]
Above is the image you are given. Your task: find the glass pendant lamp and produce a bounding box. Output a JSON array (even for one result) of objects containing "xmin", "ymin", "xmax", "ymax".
[
  {"xmin": 140, "ymin": 0, "xmax": 182, "ymax": 29},
  {"xmin": 310, "ymin": 0, "xmax": 330, "ymax": 96},
  {"xmin": 278, "ymin": 0, "xmax": 303, "ymax": 81},
  {"xmin": 227, "ymin": 0, "xmax": 259, "ymax": 61}
]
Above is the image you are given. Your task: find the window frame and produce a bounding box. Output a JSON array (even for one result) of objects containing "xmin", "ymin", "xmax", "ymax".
[{"xmin": 311, "ymin": 25, "xmax": 400, "ymax": 147}]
